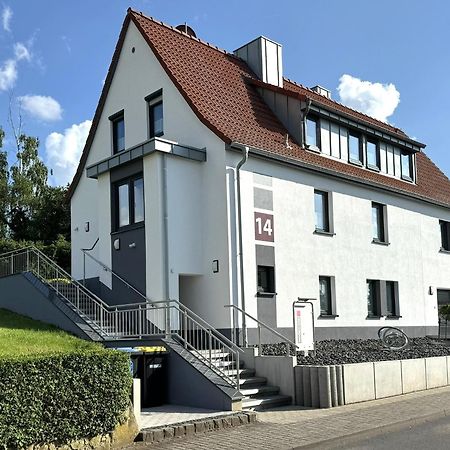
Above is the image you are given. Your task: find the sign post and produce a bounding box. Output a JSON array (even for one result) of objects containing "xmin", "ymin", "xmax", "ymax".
[{"xmin": 293, "ymin": 299, "xmax": 315, "ymax": 356}]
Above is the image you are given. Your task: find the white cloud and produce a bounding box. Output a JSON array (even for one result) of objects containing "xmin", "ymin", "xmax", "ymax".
[
  {"xmin": 45, "ymin": 120, "xmax": 92, "ymax": 186},
  {"xmin": 18, "ymin": 95, "xmax": 63, "ymax": 121},
  {"xmin": 14, "ymin": 42, "xmax": 31, "ymax": 62},
  {"xmin": 0, "ymin": 59, "xmax": 16, "ymax": 91},
  {"xmin": 337, "ymin": 74, "xmax": 400, "ymax": 123},
  {"xmin": 2, "ymin": 5, "xmax": 12, "ymax": 32}
]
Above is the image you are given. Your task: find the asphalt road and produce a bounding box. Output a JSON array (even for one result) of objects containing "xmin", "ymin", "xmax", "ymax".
[{"xmin": 320, "ymin": 414, "xmax": 450, "ymax": 450}]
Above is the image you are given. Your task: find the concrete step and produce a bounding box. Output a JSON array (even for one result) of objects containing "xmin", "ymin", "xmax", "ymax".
[
  {"xmin": 239, "ymin": 376, "xmax": 267, "ymax": 386},
  {"xmin": 240, "ymin": 385, "xmax": 279, "ymax": 397},
  {"xmin": 195, "ymin": 351, "xmax": 231, "ymax": 359},
  {"xmin": 225, "ymin": 368, "xmax": 255, "ymax": 378},
  {"xmin": 242, "ymin": 394, "xmax": 292, "ymax": 410},
  {"xmin": 211, "ymin": 359, "xmax": 244, "ymax": 369}
]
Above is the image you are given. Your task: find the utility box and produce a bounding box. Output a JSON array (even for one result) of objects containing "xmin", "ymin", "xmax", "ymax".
[{"xmin": 293, "ymin": 300, "xmax": 315, "ymax": 354}]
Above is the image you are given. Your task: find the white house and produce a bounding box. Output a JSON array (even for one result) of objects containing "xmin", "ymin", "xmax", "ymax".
[{"xmin": 68, "ymin": 8, "xmax": 450, "ymax": 344}]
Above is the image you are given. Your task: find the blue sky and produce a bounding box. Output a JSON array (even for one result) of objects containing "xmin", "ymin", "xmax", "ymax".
[{"xmin": 0, "ymin": 0, "xmax": 449, "ymax": 185}]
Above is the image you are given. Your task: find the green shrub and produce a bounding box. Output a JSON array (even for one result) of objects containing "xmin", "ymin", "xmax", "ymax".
[{"xmin": 0, "ymin": 350, "xmax": 132, "ymax": 448}]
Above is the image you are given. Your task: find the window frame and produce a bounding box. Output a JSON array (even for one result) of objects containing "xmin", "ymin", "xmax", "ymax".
[
  {"xmin": 146, "ymin": 89, "xmax": 164, "ymax": 139},
  {"xmin": 440, "ymin": 220, "xmax": 450, "ymax": 252},
  {"xmin": 348, "ymin": 130, "xmax": 363, "ymax": 165},
  {"xmin": 314, "ymin": 190, "xmax": 333, "ymax": 234},
  {"xmin": 319, "ymin": 275, "xmax": 337, "ymax": 317},
  {"xmin": 113, "ymin": 174, "xmax": 145, "ymax": 232},
  {"xmin": 371, "ymin": 202, "xmax": 388, "ymax": 244},
  {"xmin": 110, "ymin": 110, "xmax": 125, "ymax": 154},
  {"xmin": 256, "ymin": 265, "xmax": 276, "ymax": 296},
  {"xmin": 366, "ymin": 137, "xmax": 380, "ymax": 171},
  {"xmin": 367, "ymin": 279, "xmax": 381, "ymax": 318},
  {"xmin": 400, "ymin": 150, "xmax": 413, "ymax": 182}
]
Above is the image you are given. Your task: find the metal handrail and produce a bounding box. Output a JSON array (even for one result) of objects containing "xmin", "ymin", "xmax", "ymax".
[
  {"xmin": 0, "ymin": 247, "xmax": 242, "ymax": 389},
  {"xmin": 225, "ymin": 304, "xmax": 298, "ymax": 356},
  {"xmin": 81, "ymin": 247, "xmax": 148, "ymax": 303}
]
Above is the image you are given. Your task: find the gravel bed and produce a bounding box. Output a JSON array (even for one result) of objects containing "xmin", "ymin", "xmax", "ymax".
[{"xmin": 261, "ymin": 337, "xmax": 450, "ymax": 365}]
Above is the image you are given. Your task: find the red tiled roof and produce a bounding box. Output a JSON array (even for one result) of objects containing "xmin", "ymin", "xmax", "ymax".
[{"xmin": 68, "ymin": 9, "xmax": 450, "ymax": 208}]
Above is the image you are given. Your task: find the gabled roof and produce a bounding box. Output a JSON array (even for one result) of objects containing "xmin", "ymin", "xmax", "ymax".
[{"xmin": 68, "ymin": 9, "xmax": 450, "ymax": 209}]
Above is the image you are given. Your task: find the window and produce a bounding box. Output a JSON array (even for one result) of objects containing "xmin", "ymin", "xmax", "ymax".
[
  {"xmin": 306, "ymin": 117, "xmax": 319, "ymax": 148},
  {"xmin": 367, "ymin": 280, "xmax": 380, "ymax": 317},
  {"xmin": 319, "ymin": 276, "xmax": 334, "ymax": 316},
  {"xmin": 349, "ymin": 131, "xmax": 362, "ymax": 163},
  {"xmin": 440, "ymin": 220, "xmax": 450, "ymax": 251},
  {"xmin": 372, "ymin": 202, "xmax": 387, "ymax": 243},
  {"xmin": 147, "ymin": 90, "xmax": 164, "ymax": 138},
  {"xmin": 115, "ymin": 175, "xmax": 145, "ymax": 230},
  {"xmin": 150, "ymin": 101, "xmax": 163, "ymax": 137},
  {"xmin": 385, "ymin": 281, "xmax": 398, "ymax": 317},
  {"xmin": 366, "ymin": 139, "xmax": 379, "ymax": 169},
  {"xmin": 111, "ymin": 113, "xmax": 125, "ymax": 154},
  {"xmin": 314, "ymin": 190, "xmax": 330, "ymax": 233},
  {"xmin": 257, "ymin": 265, "xmax": 275, "ymax": 295},
  {"xmin": 401, "ymin": 151, "xmax": 413, "ymax": 181}
]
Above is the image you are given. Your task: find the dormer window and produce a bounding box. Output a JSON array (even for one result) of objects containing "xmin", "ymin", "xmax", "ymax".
[
  {"xmin": 349, "ymin": 131, "xmax": 362, "ymax": 164},
  {"xmin": 401, "ymin": 151, "xmax": 413, "ymax": 181},
  {"xmin": 306, "ymin": 116, "xmax": 319, "ymax": 149},
  {"xmin": 366, "ymin": 138, "xmax": 380, "ymax": 170}
]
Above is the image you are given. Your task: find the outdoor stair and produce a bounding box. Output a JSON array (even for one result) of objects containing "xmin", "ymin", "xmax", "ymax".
[{"xmin": 191, "ymin": 348, "xmax": 292, "ymax": 410}]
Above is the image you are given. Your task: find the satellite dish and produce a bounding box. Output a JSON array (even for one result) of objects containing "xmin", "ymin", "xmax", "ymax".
[{"xmin": 175, "ymin": 24, "xmax": 197, "ymax": 38}]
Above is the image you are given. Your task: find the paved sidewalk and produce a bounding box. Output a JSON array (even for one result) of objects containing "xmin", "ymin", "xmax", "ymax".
[{"xmin": 129, "ymin": 386, "xmax": 450, "ymax": 449}]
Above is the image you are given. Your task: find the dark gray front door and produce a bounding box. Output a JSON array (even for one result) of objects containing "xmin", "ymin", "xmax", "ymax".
[{"xmin": 111, "ymin": 226, "xmax": 146, "ymax": 305}]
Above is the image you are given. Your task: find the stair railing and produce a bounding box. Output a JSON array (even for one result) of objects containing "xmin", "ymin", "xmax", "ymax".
[
  {"xmin": 0, "ymin": 247, "xmax": 243, "ymax": 389},
  {"xmin": 225, "ymin": 304, "xmax": 298, "ymax": 356}
]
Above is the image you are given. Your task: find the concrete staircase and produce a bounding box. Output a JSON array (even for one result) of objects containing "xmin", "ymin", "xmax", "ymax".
[{"xmin": 196, "ymin": 349, "xmax": 291, "ymax": 410}]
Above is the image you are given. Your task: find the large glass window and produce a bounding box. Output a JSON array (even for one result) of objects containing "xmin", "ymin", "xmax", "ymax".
[
  {"xmin": 133, "ymin": 178, "xmax": 145, "ymax": 223},
  {"xmin": 112, "ymin": 114, "xmax": 125, "ymax": 154},
  {"xmin": 367, "ymin": 280, "xmax": 380, "ymax": 317},
  {"xmin": 150, "ymin": 101, "xmax": 164, "ymax": 138},
  {"xmin": 349, "ymin": 132, "xmax": 362, "ymax": 163},
  {"xmin": 319, "ymin": 276, "xmax": 332, "ymax": 316},
  {"xmin": 118, "ymin": 183, "xmax": 130, "ymax": 227},
  {"xmin": 366, "ymin": 139, "xmax": 379, "ymax": 169},
  {"xmin": 306, "ymin": 117, "xmax": 318, "ymax": 148},
  {"xmin": 372, "ymin": 202, "xmax": 386, "ymax": 242},
  {"xmin": 314, "ymin": 190, "xmax": 330, "ymax": 232},
  {"xmin": 401, "ymin": 151, "xmax": 413, "ymax": 180},
  {"xmin": 115, "ymin": 175, "xmax": 144, "ymax": 230}
]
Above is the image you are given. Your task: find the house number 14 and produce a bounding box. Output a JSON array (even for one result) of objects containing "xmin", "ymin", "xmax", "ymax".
[{"xmin": 254, "ymin": 212, "xmax": 274, "ymax": 242}]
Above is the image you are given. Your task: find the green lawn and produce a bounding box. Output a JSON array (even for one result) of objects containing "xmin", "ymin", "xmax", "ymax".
[{"xmin": 0, "ymin": 308, "xmax": 102, "ymax": 357}]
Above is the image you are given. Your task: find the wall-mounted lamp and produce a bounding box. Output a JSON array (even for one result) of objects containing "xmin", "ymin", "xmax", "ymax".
[
  {"xmin": 429, "ymin": 286, "xmax": 435, "ymax": 295},
  {"xmin": 84, "ymin": 222, "xmax": 90, "ymax": 232},
  {"xmin": 113, "ymin": 239, "xmax": 120, "ymax": 250},
  {"xmin": 212, "ymin": 259, "xmax": 219, "ymax": 273}
]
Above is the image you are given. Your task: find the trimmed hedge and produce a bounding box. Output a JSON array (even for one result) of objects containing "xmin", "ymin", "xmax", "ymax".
[{"xmin": 0, "ymin": 349, "xmax": 132, "ymax": 448}]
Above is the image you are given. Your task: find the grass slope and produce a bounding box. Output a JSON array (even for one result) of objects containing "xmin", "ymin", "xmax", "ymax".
[{"xmin": 0, "ymin": 308, "xmax": 102, "ymax": 357}]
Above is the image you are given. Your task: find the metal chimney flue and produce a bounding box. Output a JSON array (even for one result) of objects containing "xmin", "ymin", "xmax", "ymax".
[{"xmin": 234, "ymin": 36, "xmax": 283, "ymax": 88}]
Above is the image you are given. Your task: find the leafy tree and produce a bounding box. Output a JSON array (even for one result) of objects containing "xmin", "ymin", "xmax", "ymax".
[{"xmin": 8, "ymin": 134, "xmax": 48, "ymax": 240}]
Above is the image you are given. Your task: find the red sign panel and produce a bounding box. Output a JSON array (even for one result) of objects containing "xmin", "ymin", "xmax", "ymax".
[{"xmin": 254, "ymin": 212, "xmax": 274, "ymax": 242}]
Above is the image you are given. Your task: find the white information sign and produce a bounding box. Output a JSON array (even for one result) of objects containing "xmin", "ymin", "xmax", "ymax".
[{"xmin": 293, "ymin": 301, "xmax": 315, "ymax": 353}]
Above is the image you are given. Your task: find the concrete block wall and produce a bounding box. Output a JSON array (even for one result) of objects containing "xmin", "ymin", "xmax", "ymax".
[{"xmin": 295, "ymin": 355, "xmax": 450, "ymax": 408}]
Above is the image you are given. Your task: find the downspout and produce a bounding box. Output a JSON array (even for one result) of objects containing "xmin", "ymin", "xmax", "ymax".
[
  {"xmin": 162, "ymin": 154, "xmax": 170, "ymax": 335},
  {"xmin": 233, "ymin": 143, "xmax": 249, "ymax": 347},
  {"xmin": 300, "ymin": 99, "xmax": 312, "ymax": 147}
]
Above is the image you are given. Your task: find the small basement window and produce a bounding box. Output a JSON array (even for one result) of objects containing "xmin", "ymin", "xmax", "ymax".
[
  {"xmin": 257, "ymin": 265, "xmax": 275, "ymax": 295},
  {"xmin": 319, "ymin": 276, "xmax": 336, "ymax": 316}
]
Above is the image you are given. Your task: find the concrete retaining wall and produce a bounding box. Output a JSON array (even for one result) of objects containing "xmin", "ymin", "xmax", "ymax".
[{"xmin": 295, "ymin": 356, "xmax": 450, "ymax": 408}]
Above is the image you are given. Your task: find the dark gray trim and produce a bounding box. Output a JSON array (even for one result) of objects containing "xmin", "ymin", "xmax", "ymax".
[
  {"xmin": 87, "ymin": 137, "xmax": 206, "ymax": 179},
  {"xmin": 110, "ymin": 159, "xmax": 143, "ymax": 183},
  {"xmin": 144, "ymin": 88, "xmax": 163, "ymax": 102},
  {"xmin": 227, "ymin": 144, "xmax": 450, "ymax": 211},
  {"xmin": 108, "ymin": 109, "xmax": 124, "ymax": 121}
]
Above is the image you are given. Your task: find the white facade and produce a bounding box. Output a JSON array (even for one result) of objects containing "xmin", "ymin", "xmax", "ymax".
[{"xmin": 71, "ymin": 19, "xmax": 450, "ymax": 341}]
